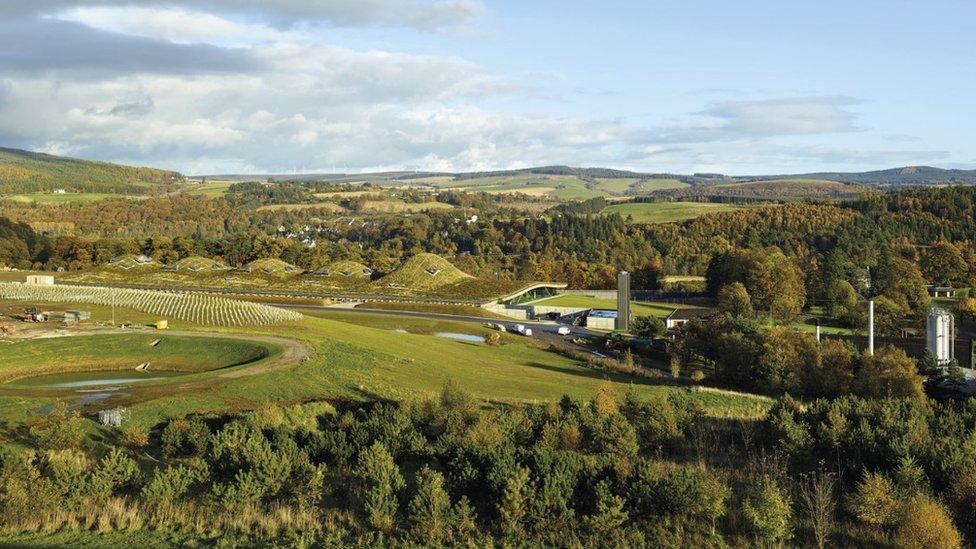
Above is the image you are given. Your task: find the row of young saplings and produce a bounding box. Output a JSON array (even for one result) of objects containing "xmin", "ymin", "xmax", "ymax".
[{"xmin": 0, "ymin": 283, "xmax": 302, "ymax": 327}]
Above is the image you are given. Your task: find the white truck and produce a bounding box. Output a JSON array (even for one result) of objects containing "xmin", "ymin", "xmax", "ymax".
[{"xmin": 557, "ymin": 326, "xmax": 571, "ymax": 336}]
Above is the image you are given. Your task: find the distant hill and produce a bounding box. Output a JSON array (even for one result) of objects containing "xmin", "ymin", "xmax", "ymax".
[
  {"xmin": 200, "ymin": 164, "xmax": 976, "ymax": 188},
  {"xmin": 0, "ymin": 147, "xmax": 183, "ymax": 195},
  {"xmin": 658, "ymin": 178, "xmax": 869, "ymax": 201},
  {"xmin": 740, "ymin": 166, "xmax": 976, "ymax": 186}
]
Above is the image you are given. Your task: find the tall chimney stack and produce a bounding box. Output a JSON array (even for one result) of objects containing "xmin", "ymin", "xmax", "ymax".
[{"xmin": 868, "ymin": 300, "xmax": 874, "ymax": 356}]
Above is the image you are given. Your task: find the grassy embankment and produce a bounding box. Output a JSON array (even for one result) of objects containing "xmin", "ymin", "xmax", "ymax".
[
  {"xmin": 0, "ymin": 300, "xmax": 772, "ymax": 427},
  {"xmin": 528, "ymin": 294, "xmax": 686, "ymax": 318},
  {"xmin": 357, "ymin": 301, "xmax": 510, "ymax": 319}
]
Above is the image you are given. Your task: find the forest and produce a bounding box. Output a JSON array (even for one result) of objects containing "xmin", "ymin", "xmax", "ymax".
[{"xmin": 0, "ymin": 382, "xmax": 968, "ymax": 547}]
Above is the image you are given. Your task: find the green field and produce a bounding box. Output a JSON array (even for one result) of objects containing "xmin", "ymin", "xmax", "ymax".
[
  {"xmin": 441, "ymin": 175, "xmax": 606, "ymax": 200},
  {"xmin": 0, "ymin": 333, "xmax": 272, "ymax": 383},
  {"xmin": 0, "ymin": 302, "xmax": 770, "ymax": 426},
  {"xmin": 529, "ymin": 294, "xmax": 683, "ymax": 318},
  {"xmin": 182, "ymin": 179, "xmax": 236, "ymax": 197},
  {"xmin": 591, "ymin": 178, "xmax": 689, "ymax": 194},
  {"xmin": 602, "ymin": 201, "xmax": 747, "ymax": 223}
]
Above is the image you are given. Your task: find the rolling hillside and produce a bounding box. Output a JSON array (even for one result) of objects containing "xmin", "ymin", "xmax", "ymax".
[
  {"xmin": 741, "ymin": 166, "xmax": 976, "ymax": 186},
  {"xmin": 0, "ymin": 147, "xmax": 183, "ymax": 195}
]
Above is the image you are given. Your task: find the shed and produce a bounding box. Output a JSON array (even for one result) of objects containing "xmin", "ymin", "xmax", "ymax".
[
  {"xmin": 927, "ymin": 285, "xmax": 956, "ymax": 298},
  {"xmin": 585, "ymin": 309, "xmax": 618, "ymax": 330},
  {"xmin": 25, "ymin": 275, "xmax": 54, "ymax": 285},
  {"xmin": 665, "ymin": 308, "xmax": 714, "ymax": 330}
]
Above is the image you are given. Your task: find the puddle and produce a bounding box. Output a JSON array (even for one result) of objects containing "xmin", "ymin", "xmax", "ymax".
[
  {"xmin": 10, "ymin": 370, "xmax": 183, "ymax": 389},
  {"xmin": 434, "ymin": 332, "xmax": 484, "ymax": 344}
]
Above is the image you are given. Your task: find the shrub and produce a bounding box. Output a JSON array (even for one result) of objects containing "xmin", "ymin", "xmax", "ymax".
[
  {"xmin": 30, "ymin": 401, "xmax": 85, "ymax": 450},
  {"xmin": 408, "ymin": 465, "xmax": 452, "ymax": 543},
  {"xmin": 89, "ymin": 447, "xmax": 139, "ymax": 501},
  {"xmin": 356, "ymin": 442, "xmax": 404, "ymax": 533},
  {"xmin": 141, "ymin": 461, "xmax": 209, "ymax": 504},
  {"xmin": 632, "ymin": 315, "xmax": 665, "ymax": 338},
  {"xmin": 893, "ymin": 493, "xmax": 962, "ymax": 549},
  {"xmin": 742, "ymin": 475, "xmax": 792, "ymax": 544},
  {"xmin": 847, "ymin": 471, "xmax": 900, "ymax": 528},
  {"xmin": 161, "ymin": 418, "xmax": 211, "ymax": 458}
]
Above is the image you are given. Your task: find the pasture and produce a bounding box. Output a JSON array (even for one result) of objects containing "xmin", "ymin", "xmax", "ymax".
[
  {"xmin": 602, "ymin": 201, "xmax": 747, "ymax": 223},
  {"xmin": 0, "ymin": 192, "xmax": 134, "ymax": 204}
]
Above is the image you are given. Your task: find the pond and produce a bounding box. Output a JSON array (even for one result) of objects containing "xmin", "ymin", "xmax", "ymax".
[
  {"xmin": 9, "ymin": 370, "xmax": 185, "ymax": 390},
  {"xmin": 434, "ymin": 332, "xmax": 485, "ymax": 344}
]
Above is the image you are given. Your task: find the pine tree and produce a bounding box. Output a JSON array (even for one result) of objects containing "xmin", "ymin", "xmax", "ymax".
[
  {"xmin": 355, "ymin": 442, "xmax": 404, "ymax": 533},
  {"xmin": 408, "ymin": 465, "xmax": 451, "ymax": 543}
]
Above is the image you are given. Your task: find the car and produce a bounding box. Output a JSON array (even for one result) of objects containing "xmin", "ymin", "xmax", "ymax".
[{"xmin": 557, "ymin": 326, "xmax": 571, "ymax": 335}]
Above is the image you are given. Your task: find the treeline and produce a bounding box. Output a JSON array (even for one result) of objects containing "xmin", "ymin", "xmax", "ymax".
[
  {"xmin": 6, "ymin": 186, "xmax": 976, "ymax": 293},
  {"xmin": 675, "ymin": 313, "xmax": 926, "ymax": 399},
  {"xmin": 0, "ymin": 385, "xmax": 969, "ymax": 546}
]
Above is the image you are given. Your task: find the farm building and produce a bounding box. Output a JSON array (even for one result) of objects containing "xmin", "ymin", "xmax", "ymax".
[
  {"xmin": 927, "ymin": 285, "xmax": 957, "ymax": 298},
  {"xmin": 41, "ymin": 310, "xmax": 91, "ymax": 323},
  {"xmin": 585, "ymin": 309, "xmax": 618, "ymax": 330},
  {"xmin": 664, "ymin": 308, "xmax": 714, "ymax": 330},
  {"xmin": 25, "ymin": 275, "xmax": 55, "ymax": 285}
]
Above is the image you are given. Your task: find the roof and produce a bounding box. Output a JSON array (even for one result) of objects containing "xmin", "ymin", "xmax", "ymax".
[{"xmin": 665, "ymin": 308, "xmax": 714, "ymax": 321}]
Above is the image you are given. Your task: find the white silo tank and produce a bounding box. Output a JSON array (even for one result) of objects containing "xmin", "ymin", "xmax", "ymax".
[{"xmin": 926, "ymin": 309, "xmax": 954, "ymax": 365}]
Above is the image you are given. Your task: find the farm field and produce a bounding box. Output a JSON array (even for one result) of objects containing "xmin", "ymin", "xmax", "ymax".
[
  {"xmin": 181, "ymin": 179, "xmax": 236, "ymax": 197},
  {"xmin": 361, "ymin": 200, "xmax": 453, "ymax": 212},
  {"xmin": 602, "ymin": 201, "xmax": 749, "ymax": 223},
  {"xmin": 591, "ymin": 177, "xmax": 689, "ymax": 194},
  {"xmin": 0, "ymin": 192, "xmax": 136, "ymax": 204},
  {"xmin": 528, "ymin": 294, "xmax": 685, "ymax": 318},
  {"xmin": 440, "ymin": 174, "xmax": 608, "ymax": 200},
  {"xmin": 255, "ymin": 201, "xmax": 346, "ymax": 212}
]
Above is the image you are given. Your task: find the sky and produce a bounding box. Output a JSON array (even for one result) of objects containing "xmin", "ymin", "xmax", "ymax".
[{"xmin": 0, "ymin": 0, "xmax": 974, "ymax": 175}]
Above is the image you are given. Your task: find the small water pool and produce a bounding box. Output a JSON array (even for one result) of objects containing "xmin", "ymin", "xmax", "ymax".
[
  {"xmin": 434, "ymin": 332, "xmax": 484, "ymax": 344},
  {"xmin": 10, "ymin": 370, "xmax": 184, "ymax": 389}
]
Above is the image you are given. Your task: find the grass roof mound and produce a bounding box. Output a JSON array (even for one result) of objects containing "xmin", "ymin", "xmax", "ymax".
[
  {"xmin": 170, "ymin": 256, "xmax": 229, "ymax": 274},
  {"xmin": 105, "ymin": 254, "xmax": 159, "ymax": 271},
  {"xmin": 371, "ymin": 253, "xmax": 472, "ymax": 293},
  {"xmin": 312, "ymin": 260, "xmax": 374, "ymax": 280},
  {"xmin": 242, "ymin": 258, "xmax": 303, "ymax": 276}
]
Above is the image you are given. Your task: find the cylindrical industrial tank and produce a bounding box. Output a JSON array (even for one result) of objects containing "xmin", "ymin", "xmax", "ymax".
[{"xmin": 927, "ymin": 309, "xmax": 954, "ymax": 365}]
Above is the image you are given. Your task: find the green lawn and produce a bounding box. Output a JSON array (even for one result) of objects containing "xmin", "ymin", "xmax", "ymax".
[
  {"xmin": 528, "ymin": 294, "xmax": 682, "ymax": 318},
  {"xmin": 0, "ymin": 333, "xmax": 272, "ymax": 383},
  {"xmin": 602, "ymin": 201, "xmax": 748, "ymax": 223}
]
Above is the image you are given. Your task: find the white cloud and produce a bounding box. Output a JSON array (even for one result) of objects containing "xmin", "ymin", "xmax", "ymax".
[
  {"xmin": 58, "ymin": 6, "xmax": 288, "ymax": 46},
  {"xmin": 7, "ymin": 0, "xmax": 485, "ymax": 31},
  {"xmin": 0, "ymin": 5, "xmax": 946, "ymax": 175},
  {"xmin": 656, "ymin": 96, "xmax": 863, "ymax": 143}
]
